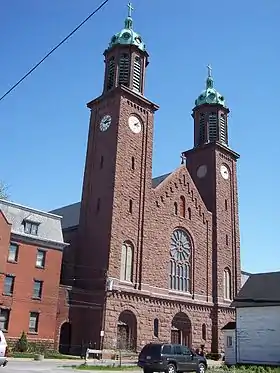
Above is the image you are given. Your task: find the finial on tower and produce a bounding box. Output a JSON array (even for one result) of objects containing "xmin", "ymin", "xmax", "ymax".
[
  {"xmin": 127, "ymin": 2, "xmax": 134, "ymax": 17},
  {"xmin": 206, "ymin": 64, "xmax": 214, "ymax": 89}
]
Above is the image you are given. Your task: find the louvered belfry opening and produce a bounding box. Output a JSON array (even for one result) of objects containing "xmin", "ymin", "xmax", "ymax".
[
  {"xmin": 132, "ymin": 56, "xmax": 142, "ymax": 92},
  {"xmin": 106, "ymin": 57, "xmax": 115, "ymax": 91},
  {"xmin": 118, "ymin": 53, "xmax": 130, "ymax": 87}
]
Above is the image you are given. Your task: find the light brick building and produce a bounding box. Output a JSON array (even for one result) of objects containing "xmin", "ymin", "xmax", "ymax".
[{"xmin": 51, "ymin": 4, "xmax": 243, "ymax": 354}]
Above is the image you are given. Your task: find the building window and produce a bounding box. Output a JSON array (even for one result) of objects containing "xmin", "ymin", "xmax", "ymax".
[
  {"xmin": 36, "ymin": 250, "xmax": 46, "ymax": 268},
  {"xmin": 33, "ymin": 280, "xmax": 43, "ymax": 299},
  {"xmin": 129, "ymin": 200, "xmax": 133, "ymax": 214},
  {"xmin": 118, "ymin": 53, "xmax": 130, "ymax": 86},
  {"xmin": 220, "ymin": 113, "xmax": 227, "ymax": 144},
  {"xmin": 174, "ymin": 202, "xmax": 178, "ymax": 215},
  {"xmin": 24, "ymin": 221, "xmax": 39, "ymax": 235},
  {"xmin": 29, "ymin": 312, "xmax": 39, "ymax": 333},
  {"xmin": 227, "ymin": 335, "xmax": 233, "ymax": 347},
  {"xmin": 208, "ymin": 112, "xmax": 217, "ymax": 142},
  {"xmin": 187, "ymin": 207, "xmax": 191, "ymax": 220},
  {"xmin": 120, "ymin": 241, "xmax": 133, "ymax": 282},
  {"xmin": 100, "ymin": 155, "xmax": 104, "ymax": 169},
  {"xmin": 202, "ymin": 323, "xmax": 206, "ymax": 340},
  {"xmin": 179, "ymin": 196, "xmax": 186, "ymax": 217},
  {"xmin": 226, "ymin": 234, "xmax": 229, "ymax": 246},
  {"xmin": 0, "ymin": 309, "xmax": 10, "ymax": 331},
  {"xmin": 169, "ymin": 229, "xmax": 192, "ymax": 293},
  {"xmin": 223, "ymin": 268, "xmax": 232, "ymax": 300},
  {"xmin": 131, "ymin": 157, "xmax": 135, "ymax": 170},
  {"xmin": 8, "ymin": 243, "xmax": 19, "ymax": 262},
  {"xmin": 132, "ymin": 56, "xmax": 142, "ymax": 92},
  {"xmin": 96, "ymin": 198, "xmax": 100, "ymax": 213},
  {"xmin": 153, "ymin": 318, "xmax": 159, "ymax": 338},
  {"xmin": 4, "ymin": 275, "xmax": 15, "ymax": 295},
  {"xmin": 225, "ymin": 199, "xmax": 228, "ymax": 211},
  {"xmin": 106, "ymin": 57, "xmax": 115, "ymax": 91},
  {"xmin": 199, "ymin": 113, "xmax": 206, "ymax": 144}
]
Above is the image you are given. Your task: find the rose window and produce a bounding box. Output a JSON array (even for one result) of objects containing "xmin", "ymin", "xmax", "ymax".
[{"xmin": 170, "ymin": 229, "xmax": 191, "ymax": 262}]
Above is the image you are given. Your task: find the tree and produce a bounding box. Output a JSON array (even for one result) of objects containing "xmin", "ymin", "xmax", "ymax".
[
  {"xmin": 0, "ymin": 181, "xmax": 9, "ymax": 200},
  {"xmin": 16, "ymin": 331, "xmax": 28, "ymax": 352}
]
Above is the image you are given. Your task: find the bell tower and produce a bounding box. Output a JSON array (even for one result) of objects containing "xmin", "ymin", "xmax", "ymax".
[
  {"xmin": 75, "ymin": 3, "xmax": 158, "ymax": 347},
  {"xmin": 182, "ymin": 67, "xmax": 241, "ymax": 350}
]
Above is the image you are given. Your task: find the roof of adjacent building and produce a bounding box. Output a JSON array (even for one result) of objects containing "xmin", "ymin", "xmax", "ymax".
[
  {"xmin": 0, "ymin": 199, "xmax": 66, "ymax": 250},
  {"xmin": 232, "ymin": 271, "xmax": 280, "ymax": 308},
  {"xmin": 221, "ymin": 321, "xmax": 236, "ymax": 330},
  {"xmin": 51, "ymin": 173, "xmax": 171, "ymax": 230}
]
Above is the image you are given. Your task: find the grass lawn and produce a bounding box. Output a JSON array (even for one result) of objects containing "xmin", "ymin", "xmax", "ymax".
[{"xmin": 10, "ymin": 351, "xmax": 80, "ymax": 359}]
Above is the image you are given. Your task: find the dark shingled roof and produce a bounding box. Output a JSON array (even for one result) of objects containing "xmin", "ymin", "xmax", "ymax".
[
  {"xmin": 221, "ymin": 321, "xmax": 236, "ymax": 330},
  {"xmin": 231, "ymin": 271, "xmax": 280, "ymax": 308},
  {"xmin": 50, "ymin": 173, "xmax": 171, "ymax": 230}
]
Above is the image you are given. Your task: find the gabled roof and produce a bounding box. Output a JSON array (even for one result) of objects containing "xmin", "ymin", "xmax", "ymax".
[
  {"xmin": 232, "ymin": 271, "xmax": 280, "ymax": 308},
  {"xmin": 50, "ymin": 173, "xmax": 171, "ymax": 230},
  {"xmin": 0, "ymin": 199, "xmax": 66, "ymax": 249}
]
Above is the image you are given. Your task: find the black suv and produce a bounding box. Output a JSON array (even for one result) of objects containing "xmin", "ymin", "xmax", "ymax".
[{"xmin": 138, "ymin": 343, "xmax": 207, "ymax": 373}]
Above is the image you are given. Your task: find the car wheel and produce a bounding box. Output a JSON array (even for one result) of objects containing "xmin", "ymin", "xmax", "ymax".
[
  {"xmin": 143, "ymin": 369, "xmax": 152, "ymax": 373},
  {"xmin": 167, "ymin": 363, "xmax": 177, "ymax": 373},
  {"xmin": 197, "ymin": 363, "xmax": 206, "ymax": 373}
]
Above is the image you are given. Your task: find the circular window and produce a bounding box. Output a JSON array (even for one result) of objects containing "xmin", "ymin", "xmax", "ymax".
[
  {"xmin": 170, "ymin": 229, "xmax": 191, "ymax": 262},
  {"xmin": 122, "ymin": 32, "xmax": 131, "ymax": 40}
]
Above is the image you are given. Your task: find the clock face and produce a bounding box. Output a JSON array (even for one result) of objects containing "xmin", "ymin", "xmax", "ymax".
[
  {"xmin": 197, "ymin": 165, "xmax": 207, "ymax": 178},
  {"xmin": 220, "ymin": 164, "xmax": 230, "ymax": 180},
  {"xmin": 99, "ymin": 115, "xmax": 112, "ymax": 132},
  {"xmin": 128, "ymin": 115, "xmax": 142, "ymax": 134}
]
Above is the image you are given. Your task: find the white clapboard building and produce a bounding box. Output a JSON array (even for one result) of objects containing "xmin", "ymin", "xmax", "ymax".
[{"xmin": 223, "ymin": 271, "xmax": 280, "ymax": 366}]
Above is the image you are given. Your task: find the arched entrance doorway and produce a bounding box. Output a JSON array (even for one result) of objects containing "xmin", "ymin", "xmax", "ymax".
[
  {"xmin": 171, "ymin": 312, "xmax": 192, "ymax": 347},
  {"xmin": 59, "ymin": 322, "xmax": 71, "ymax": 354},
  {"xmin": 117, "ymin": 310, "xmax": 137, "ymax": 351}
]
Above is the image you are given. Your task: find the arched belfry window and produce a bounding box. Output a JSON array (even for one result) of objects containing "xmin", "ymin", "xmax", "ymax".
[
  {"xmin": 199, "ymin": 113, "xmax": 206, "ymax": 143},
  {"xmin": 118, "ymin": 53, "xmax": 130, "ymax": 87},
  {"xmin": 106, "ymin": 57, "xmax": 115, "ymax": 91},
  {"xmin": 132, "ymin": 56, "xmax": 142, "ymax": 92},
  {"xmin": 223, "ymin": 267, "xmax": 231, "ymax": 300},
  {"xmin": 208, "ymin": 112, "xmax": 217, "ymax": 142},
  {"xmin": 220, "ymin": 113, "xmax": 227, "ymax": 144},
  {"xmin": 179, "ymin": 196, "xmax": 186, "ymax": 218},
  {"xmin": 169, "ymin": 229, "xmax": 192, "ymax": 293},
  {"xmin": 120, "ymin": 241, "xmax": 133, "ymax": 282}
]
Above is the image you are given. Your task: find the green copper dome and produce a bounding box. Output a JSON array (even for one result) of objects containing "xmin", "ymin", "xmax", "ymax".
[
  {"xmin": 195, "ymin": 66, "xmax": 226, "ymax": 108},
  {"xmin": 108, "ymin": 3, "xmax": 146, "ymax": 52}
]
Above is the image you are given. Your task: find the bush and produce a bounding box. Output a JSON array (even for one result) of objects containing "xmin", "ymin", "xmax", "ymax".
[
  {"xmin": 206, "ymin": 352, "xmax": 222, "ymax": 361},
  {"xmin": 16, "ymin": 331, "xmax": 28, "ymax": 352}
]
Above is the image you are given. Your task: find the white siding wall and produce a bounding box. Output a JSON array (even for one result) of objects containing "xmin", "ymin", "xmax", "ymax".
[
  {"xmin": 223, "ymin": 330, "xmax": 236, "ymax": 365},
  {"xmin": 237, "ymin": 306, "xmax": 280, "ymax": 365}
]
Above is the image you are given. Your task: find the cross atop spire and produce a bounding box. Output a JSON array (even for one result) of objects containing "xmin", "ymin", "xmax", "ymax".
[
  {"xmin": 207, "ymin": 64, "xmax": 212, "ymax": 78},
  {"xmin": 127, "ymin": 2, "xmax": 134, "ymax": 17}
]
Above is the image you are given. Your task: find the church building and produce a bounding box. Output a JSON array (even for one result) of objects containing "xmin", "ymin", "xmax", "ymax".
[{"xmin": 52, "ymin": 3, "xmax": 241, "ymax": 354}]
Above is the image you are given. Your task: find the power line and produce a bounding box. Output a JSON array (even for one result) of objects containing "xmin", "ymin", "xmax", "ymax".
[{"xmin": 0, "ymin": 0, "xmax": 110, "ymax": 103}]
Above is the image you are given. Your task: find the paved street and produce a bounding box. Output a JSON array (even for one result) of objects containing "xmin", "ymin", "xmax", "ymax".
[{"xmin": 2, "ymin": 359, "xmax": 80, "ymax": 372}]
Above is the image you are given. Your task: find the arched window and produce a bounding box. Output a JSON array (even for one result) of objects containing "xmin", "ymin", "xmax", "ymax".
[
  {"xmin": 174, "ymin": 202, "xmax": 178, "ymax": 215},
  {"xmin": 169, "ymin": 229, "xmax": 192, "ymax": 293},
  {"xmin": 120, "ymin": 242, "xmax": 133, "ymax": 282},
  {"xmin": 132, "ymin": 56, "xmax": 142, "ymax": 92},
  {"xmin": 223, "ymin": 268, "xmax": 231, "ymax": 300},
  {"xmin": 199, "ymin": 112, "xmax": 206, "ymax": 144},
  {"xmin": 202, "ymin": 323, "xmax": 206, "ymax": 340},
  {"xmin": 188, "ymin": 207, "xmax": 191, "ymax": 220},
  {"xmin": 179, "ymin": 196, "xmax": 186, "ymax": 217},
  {"xmin": 118, "ymin": 53, "xmax": 130, "ymax": 86},
  {"xmin": 153, "ymin": 318, "xmax": 159, "ymax": 338},
  {"xmin": 209, "ymin": 112, "xmax": 217, "ymax": 142},
  {"xmin": 106, "ymin": 57, "xmax": 115, "ymax": 91}
]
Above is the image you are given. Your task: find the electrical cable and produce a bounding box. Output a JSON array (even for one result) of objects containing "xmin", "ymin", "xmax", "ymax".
[{"xmin": 0, "ymin": 0, "xmax": 110, "ymax": 103}]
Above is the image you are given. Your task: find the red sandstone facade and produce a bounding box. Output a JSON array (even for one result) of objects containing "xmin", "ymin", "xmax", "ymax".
[{"xmin": 52, "ymin": 7, "xmax": 242, "ymax": 355}]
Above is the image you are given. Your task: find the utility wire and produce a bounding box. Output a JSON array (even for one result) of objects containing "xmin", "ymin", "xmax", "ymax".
[{"xmin": 0, "ymin": 0, "xmax": 110, "ymax": 103}]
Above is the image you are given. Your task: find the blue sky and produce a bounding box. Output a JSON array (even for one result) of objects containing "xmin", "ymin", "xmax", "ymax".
[{"xmin": 1, "ymin": 0, "xmax": 279, "ymax": 274}]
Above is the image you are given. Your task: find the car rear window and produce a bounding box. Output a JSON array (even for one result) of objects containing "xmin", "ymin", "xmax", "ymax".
[
  {"xmin": 162, "ymin": 345, "xmax": 172, "ymax": 354},
  {"xmin": 140, "ymin": 344, "xmax": 162, "ymax": 357}
]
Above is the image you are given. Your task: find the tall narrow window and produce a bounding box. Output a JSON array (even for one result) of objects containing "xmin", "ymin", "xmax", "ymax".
[
  {"xmin": 100, "ymin": 156, "xmax": 104, "ymax": 169},
  {"xmin": 4, "ymin": 275, "xmax": 15, "ymax": 295},
  {"xmin": 208, "ymin": 112, "xmax": 217, "ymax": 142},
  {"xmin": 132, "ymin": 56, "xmax": 142, "ymax": 92},
  {"xmin": 169, "ymin": 229, "xmax": 192, "ymax": 293},
  {"xmin": 223, "ymin": 268, "xmax": 232, "ymax": 300},
  {"xmin": 120, "ymin": 242, "xmax": 133, "ymax": 282},
  {"xmin": 33, "ymin": 280, "xmax": 43, "ymax": 299},
  {"xmin": 36, "ymin": 249, "xmax": 46, "ymax": 268},
  {"xmin": 179, "ymin": 196, "xmax": 186, "ymax": 218},
  {"xmin": 0, "ymin": 309, "xmax": 10, "ymax": 331},
  {"xmin": 202, "ymin": 323, "xmax": 207, "ymax": 340},
  {"xmin": 131, "ymin": 157, "xmax": 135, "ymax": 170},
  {"xmin": 188, "ymin": 207, "xmax": 191, "ymax": 220},
  {"xmin": 220, "ymin": 113, "xmax": 227, "ymax": 144},
  {"xmin": 174, "ymin": 202, "xmax": 178, "ymax": 215},
  {"xmin": 106, "ymin": 57, "xmax": 115, "ymax": 91},
  {"xmin": 29, "ymin": 312, "xmax": 39, "ymax": 333},
  {"xmin": 8, "ymin": 243, "xmax": 19, "ymax": 263},
  {"xmin": 199, "ymin": 113, "xmax": 206, "ymax": 144},
  {"xmin": 118, "ymin": 54, "xmax": 130, "ymax": 86},
  {"xmin": 226, "ymin": 234, "xmax": 229, "ymax": 246},
  {"xmin": 129, "ymin": 200, "xmax": 133, "ymax": 214},
  {"xmin": 225, "ymin": 199, "xmax": 228, "ymax": 211},
  {"xmin": 96, "ymin": 198, "xmax": 100, "ymax": 213},
  {"xmin": 153, "ymin": 318, "xmax": 159, "ymax": 338}
]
